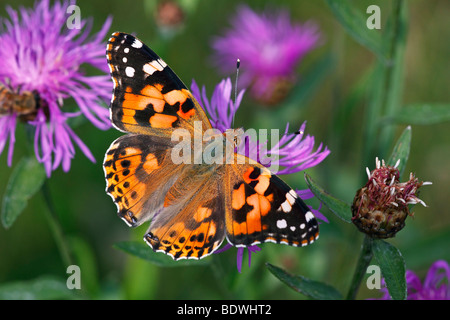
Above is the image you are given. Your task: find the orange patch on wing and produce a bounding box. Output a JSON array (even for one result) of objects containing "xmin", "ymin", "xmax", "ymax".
[
  {"xmin": 233, "ymin": 221, "xmax": 247, "ymax": 236},
  {"xmin": 122, "ymin": 115, "xmax": 138, "ymax": 125},
  {"xmin": 177, "ymin": 105, "xmax": 195, "ymax": 120},
  {"xmin": 232, "ymin": 184, "xmax": 246, "ymax": 210},
  {"xmin": 149, "ymin": 98, "xmax": 165, "ymax": 113},
  {"xmin": 121, "ymin": 147, "xmax": 142, "ymax": 157},
  {"xmin": 119, "ymin": 85, "xmax": 164, "ymax": 113},
  {"xmin": 254, "ymin": 175, "xmax": 270, "ymax": 195},
  {"xmin": 194, "ymin": 206, "xmax": 212, "ymax": 223},
  {"xmin": 149, "ymin": 113, "xmax": 178, "ymax": 128},
  {"xmin": 124, "ymin": 93, "xmax": 162, "ymax": 111},
  {"xmin": 123, "ymin": 108, "xmax": 138, "ymax": 117},
  {"xmin": 192, "ymin": 222, "xmax": 210, "ymax": 245},
  {"xmin": 115, "ymin": 154, "xmax": 141, "ymax": 169},
  {"xmin": 154, "ymin": 83, "xmax": 164, "ymax": 92},
  {"xmin": 258, "ymin": 194, "xmax": 272, "ymax": 216},
  {"xmin": 142, "ymin": 153, "xmax": 160, "ymax": 174},
  {"xmin": 121, "ymin": 181, "xmax": 146, "ymax": 209},
  {"xmin": 160, "ymin": 223, "xmax": 186, "ymax": 246},
  {"xmin": 243, "ymin": 167, "xmax": 255, "ymax": 184},
  {"xmin": 246, "ymin": 194, "xmax": 260, "ymax": 217},
  {"xmin": 206, "ymin": 221, "xmax": 217, "ymax": 243},
  {"xmin": 163, "ymin": 89, "xmax": 188, "ymax": 105},
  {"xmin": 247, "ymin": 220, "xmax": 262, "ymax": 235},
  {"xmin": 141, "ymin": 85, "xmax": 164, "ymax": 99}
]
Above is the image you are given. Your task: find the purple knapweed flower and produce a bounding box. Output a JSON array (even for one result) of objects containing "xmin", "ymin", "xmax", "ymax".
[
  {"xmin": 191, "ymin": 77, "xmax": 329, "ymax": 272},
  {"xmin": 376, "ymin": 260, "xmax": 450, "ymax": 300},
  {"xmin": 0, "ymin": 0, "xmax": 112, "ymax": 176},
  {"xmin": 212, "ymin": 5, "xmax": 320, "ymax": 105}
]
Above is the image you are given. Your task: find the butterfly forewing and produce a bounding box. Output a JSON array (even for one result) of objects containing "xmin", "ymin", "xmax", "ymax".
[{"xmin": 106, "ymin": 32, "xmax": 211, "ymax": 136}]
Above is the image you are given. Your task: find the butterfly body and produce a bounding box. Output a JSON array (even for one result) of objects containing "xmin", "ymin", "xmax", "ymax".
[{"xmin": 104, "ymin": 32, "xmax": 319, "ymax": 260}]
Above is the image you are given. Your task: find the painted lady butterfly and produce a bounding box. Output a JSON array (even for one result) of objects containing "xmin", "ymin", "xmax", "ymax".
[{"xmin": 104, "ymin": 32, "xmax": 319, "ymax": 260}]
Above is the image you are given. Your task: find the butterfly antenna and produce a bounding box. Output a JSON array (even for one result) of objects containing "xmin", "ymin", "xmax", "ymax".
[{"xmin": 232, "ymin": 58, "xmax": 240, "ymax": 129}]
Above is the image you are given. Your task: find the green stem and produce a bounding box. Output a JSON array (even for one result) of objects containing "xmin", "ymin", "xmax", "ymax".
[
  {"xmin": 24, "ymin": 124, "xmax": 74, "ymax": 268},
  {"xmin": 378, "ymin": 0, "xmax": 407, "ymax": 155},
  {"xmin": 41, "ymin": 175, "xmax": 74, "ymax": 268},
  {"xmin": 346, "ymin": 235, "xmax": 373, "ymax": 300},
  {"xmin": 361, "ymin": 0, "xmax": 406, "ymax": 179}
]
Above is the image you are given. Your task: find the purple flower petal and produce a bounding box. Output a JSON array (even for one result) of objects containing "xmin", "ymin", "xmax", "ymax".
[
  {"xmin": 0, "ymin": 0, "xmax": 112, "ymax": 174},
  {"xmin": 0, "ymin": 113, "xmax": 18, "ymax": 166},
  {"xmin": 211, "ymin": 5, "xmax": 321, "ymax": 102},
  {"xmin": 190, "ymin": 78, "xmax": 244, "ymax": 132}
]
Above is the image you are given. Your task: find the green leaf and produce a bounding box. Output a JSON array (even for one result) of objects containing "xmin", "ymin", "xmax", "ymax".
[
  {"xmin": 304, "ymin": 173, "xmax": 352, "ymax": 223},
  {"xmin": 387, "ymin": 125, "xmax": 411, "ymax": 177},
  {"xmin": 266, "ymin": 263, "xmax": 342, "ymax": 300},
  {"xmin": 372, "ymin": 240, "xmax": 406, "ymax": 300},
  {"xmin": 69, "ymin": 236, "xmax": 100, "ymax": 297},
  {"xmin": 114, "ymin": 241, "xmax": 211, "ymax": 267},
  {"xmin": 326, "ymin": 0, "xmax": 387, "ymax": 62},
  {"xmin": 1, "ymin": 157, "xmax": 46, "ymax": 229},
  {"xmin": 384, "ymin": 103, "xmax": 450, "ymax": 125},
  {"xmin": 0, "ymin": 276, "xmax": 79, "ymax": 300}
]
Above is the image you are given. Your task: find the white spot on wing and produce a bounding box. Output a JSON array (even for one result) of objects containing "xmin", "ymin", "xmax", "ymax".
[
  {"xmin": 286, "ymin": 191, "xmax": 296, "ymax": 205},
  {"xmin": 305, "ymin": 211, "xmax": 314, "ymax": 222},
  {"xmin": 276, "ymin": 219, "xmax": 287, "ymax": 229},
  {"xmin": 125, "ymin": 66, "xmax": 135, "ymax": 77},
  {"xmin": 131, "ymin": 38, "xmax": 143, "ymax": 48},
  {"xmin": 281, "ymin": 200, "xmax": 291, "ymax": 213},
  {"xmin": 143, "ymin": 59, "xmax": 167, "ymax": 75}
]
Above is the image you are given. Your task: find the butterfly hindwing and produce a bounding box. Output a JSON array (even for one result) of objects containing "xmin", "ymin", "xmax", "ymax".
[
  {"xmin": 143, "ymin": 165, "xmax": 226, "ymax": 260},
  {"xmin": 103, "ymin": 134, "xmax": 185, "ymax": 227},
  {"xmin": 106, "ymin": 32, "xmax": 211, "ymax": 136},
  {"xmin": 225, "ymin": 155, "xmax": 319, "ymax": 247}
]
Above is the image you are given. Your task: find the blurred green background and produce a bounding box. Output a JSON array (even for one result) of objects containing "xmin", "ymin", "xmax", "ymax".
[{"xmin": 0, "ymin": 0, "xmax": 449, "ymax": 300}]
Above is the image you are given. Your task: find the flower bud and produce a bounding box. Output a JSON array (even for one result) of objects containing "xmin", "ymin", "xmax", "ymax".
[
  {"xmin": 352, "ymin": 157, "xmax": 430, "ymax": 239},
  {"xmin": 155, "ymin": 0, "xmax": 185, "ymax": 35}
]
